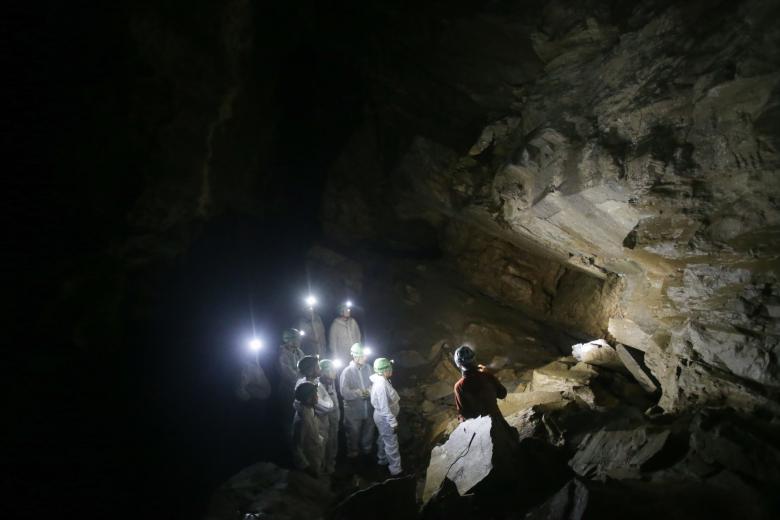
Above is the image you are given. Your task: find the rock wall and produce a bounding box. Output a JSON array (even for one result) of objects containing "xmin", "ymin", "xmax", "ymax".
[{"xmin": 322, "ymin": 0, "xmax": 780, "ymax": 413}]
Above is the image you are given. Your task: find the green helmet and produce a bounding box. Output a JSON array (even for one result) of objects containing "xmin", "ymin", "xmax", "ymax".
[
  {"xmin": 282, "ymin": 328, "xmax": 301, "ymax": 344},
  {"xmin": 319, "ymin": 358, "xmax": 333, "ymax": 372},
  {"xmin": 350, "ymin": 342, "xmax": 364, "ymax": 358},
  {"xmin": 374, "ymin": 357, "xmax": 393, "ymax": 373}
]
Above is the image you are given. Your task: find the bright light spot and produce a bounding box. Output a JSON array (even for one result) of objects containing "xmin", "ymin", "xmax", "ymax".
[
  {"xmin": 299, "ymin": 330, "xmax": 306, "ymax": 337},
  {"xmin": 333, "ymin": 359, "xmax": 344, "ymax": 369},
  {"xmin": 305, "ymin": 295, "xmax": 317, "ymax": 307},
  {"xmin": 346, "ymin": 300, "xmax": 353, "ymax": 308},
  {"xmin": 362, "ymin": 347, "xmax": 372, "ymax": 356},
  {"xmin": 249, "ymin": 338, "xmax": 262, "ymax": 351}
]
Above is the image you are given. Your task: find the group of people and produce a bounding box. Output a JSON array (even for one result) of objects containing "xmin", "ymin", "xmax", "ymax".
[
  {"xmin": 276, "ymin": 300, "xmax": 403, "ymax": 478},
  {"xmin": 255, "ymin": 297, "xmax": 511, "ymax": 481}
]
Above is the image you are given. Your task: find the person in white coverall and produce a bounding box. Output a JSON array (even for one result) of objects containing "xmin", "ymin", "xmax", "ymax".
[
  {"xmin": 370, "ymin": 357, "xmax": 402, "ymax": 476},
  {"xmin": 278, "ymin": 328, "xmax": 305, "ymax": 446},
  {"xmin": 295, "ymin": 356, "xmax": 334, "ymax": 473},
  {"xmin": 318, "ymin": 359, "xmax": 341, "ymax": 474},
  {"xmin": 339, "ymin": 343, "xmax": 374, "ymax": 459},
  {"xmin": 328, "ymin": 302, "xmax": 361, "ymax": 363},
  {"xmin": 298, "ymin": 303, "xmax": 327, "ymax": 358},
  {"xmin": 291, "ymin": 381, "xmax": 324, "ymax": 477}
]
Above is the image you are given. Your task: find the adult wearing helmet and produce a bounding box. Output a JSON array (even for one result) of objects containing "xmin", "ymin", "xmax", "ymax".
[
  {"xmin": 453, "ymin": 345, "xmax": 508, "ymax": 424},
  {"xmin": 295, "ymin": 355, "xmax": 334, "ymax": 474},
  {"xmin": 339, "ymin": 343, "xmax": 374, "ymax": 460},
  {"xmin": 278, "ymin": 328, "xmax": 305, "ymax": 447},
  {"xmin": 370, "ymin": 358, "xmax": 402, "ymax": 476},
  {"xmin": 292, "ymin": 381, "xmax": 324, "ymax": 477},
  {"xmin": 318, "ymin": 359, "xmax": 341, "ymax": 474},
  {"xmin": 328, "ymin": 302, "xmax": 361, "ymax": 364},
  {"xmin": 298, "ymin": 298, "xmax": 327, "ymax": 358}
]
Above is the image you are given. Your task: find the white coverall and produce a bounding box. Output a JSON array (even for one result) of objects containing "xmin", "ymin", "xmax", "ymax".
[
  {"xmin": 235, "ymin": 361, "xmax": 271, "ymax": 401},
  {"xmin": 298, "ymin": 311, "xmax": 327, "ymax": 358},
  {"xmin": 339, "ymin": 360, "xmax": 374, "ymax": 457},
  {"xmin": 292, "ymin": 403, "xmax": 324, "ymax": 475},
  {"xmin": 328, "ymin": 317, "xmax": 361, "ymax": 362},
  {"xmin": 295, "ymin": 377, "xmax": 334, "ymax": 469},
  {"xmin": 320, "ymin": 378, "xmax": 341, "ymax": 473},
  {"xmin": 278, "ymin": 345, "xmax": 304, "ymax": 444},
  {"xmin": 369, "ymin": 373, "xmax": 402, "ymax": 475}
]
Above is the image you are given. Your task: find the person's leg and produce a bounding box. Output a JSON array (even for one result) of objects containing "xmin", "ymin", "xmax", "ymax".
[
  {"xmin": 325, "ymin": 413, "xmax": 339, "ymax": 473},
  {"xmin": 359, "ymin": 416, "xmax": 375, "ymax": 455},
  {"xmin": 377, "ymin": 419, "xmax": 402, "ymax": 475},
  {"xmin": 343, "ymin": 409, "xmax": 360, "ymax": 458},
  {"xmin": 375, "ymin": 416, "xmax": 388, "ymax": 465}
]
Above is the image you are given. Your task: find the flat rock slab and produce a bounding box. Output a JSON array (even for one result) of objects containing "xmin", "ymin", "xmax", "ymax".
[
  {"xmin": 531, "ymin": 361, "xmax": 594, "ymax": 393},
  {"xmin": 570, "ymin": 427, "xmax": 671, "ymax": 479},
  {"xmin": 423, "ymin": 416, "xmax": 494, "ymax": 503},
  {"xmin": 498, "ymin": 390, "xmax": 565, "ymax": 416},
  {"xmin": 616, "ymin": 344, "xmax": 658, "ymax": 393}
]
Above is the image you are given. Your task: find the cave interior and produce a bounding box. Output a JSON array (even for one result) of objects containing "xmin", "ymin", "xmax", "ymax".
[{"xmin": 8, "ymin": 0, "xmax": 780, "ymax": 518}]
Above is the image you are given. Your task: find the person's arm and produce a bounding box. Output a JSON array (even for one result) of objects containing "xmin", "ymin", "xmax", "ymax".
[
  {"xmin": 327, "ymin": 322, "xmax": 337, "ymax": 357},
  {"xmin": 373, "ymin": 381, "xmax": 397, "ymax": 428},
  {"xmin": 339, "ymin": 369, "xmax": 363, "ymax": 401},
  {"xmin": 490, "ymin": 373, "xmax": 508, "ymax": 399},
  {"xmin": 453, "ymin": 380, "xmax": 465, "ymax": 420},
  {"xmin": 314, "ymin": 384, "xmax": 334, "ymax": 415},
  {"xmin": 279, "ymin": 352, "xmax": 297, "ymax": 383}
]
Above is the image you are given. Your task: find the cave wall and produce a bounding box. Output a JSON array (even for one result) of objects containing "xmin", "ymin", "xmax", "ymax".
[{"xmin": 321, "ymin": 0, "xmax": 780, "ymax": 413}]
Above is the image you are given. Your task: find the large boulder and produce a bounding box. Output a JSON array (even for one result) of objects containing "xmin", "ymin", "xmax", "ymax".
[
  {"xmin": 569, "ymin": 426, "xmax": 673, "ymax": 480},
  {"xmin": 205, "ymin": 463, "xmax": 331, "ymax": 520},
  {"xmin": 571, "ymin": 339, "xmax": 623, "ymax": 370},
  {"xmin": 331, "ymin": 476, "xmax": 417, "ymax": 520},
  {"xmin": 423, "ymin": 416, "xmax": 497, "ymax": 503}
]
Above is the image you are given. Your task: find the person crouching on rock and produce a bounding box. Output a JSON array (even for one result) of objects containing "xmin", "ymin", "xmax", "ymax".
[
  {"xmin": 453, "ymin": 345, "xmax": 509, "ymax": 427},
  {"xmin": 292, "ymin": 381, "xmax": 324, "ymax": 478},
  {"xmin": 370, "ymin": 357, "xmax": 403, "ymax": 476}
]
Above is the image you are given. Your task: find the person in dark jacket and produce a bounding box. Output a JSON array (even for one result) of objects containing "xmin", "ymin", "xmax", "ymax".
[{"xmin": 452, "ymin": 345, "xmax": 508, "ymax": 423}]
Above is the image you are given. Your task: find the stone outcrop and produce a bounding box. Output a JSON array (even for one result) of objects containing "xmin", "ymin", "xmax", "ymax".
[{"xmin": 322, "ymin": 0, "xmax": 780, "ymax": 417}]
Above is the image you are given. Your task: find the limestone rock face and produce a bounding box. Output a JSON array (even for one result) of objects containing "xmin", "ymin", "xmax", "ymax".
[{"xmin": 322, "ymin": 0, "xmax": 780, "ymax": 415}]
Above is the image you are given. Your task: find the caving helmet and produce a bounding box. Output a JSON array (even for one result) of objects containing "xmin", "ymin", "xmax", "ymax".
[
  {"xmin": 454, "ymin": 345, "xmax": 476, "ymax": 369},
  {"xmin": 282, "ymin": 328, "xmax": 303, "ymax": 344},
  {"xmin": 373, "ymin": 357, "xmax": 393, "ymax": 374},
  {"xmin": 350, "ymin": 342, "xmax": 364, "ymax": 358}
]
